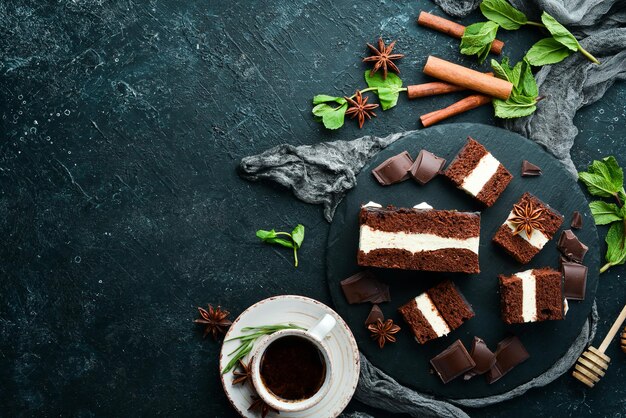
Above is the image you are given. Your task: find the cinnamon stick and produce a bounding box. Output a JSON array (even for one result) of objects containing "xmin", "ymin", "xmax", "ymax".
[
  {"xmin": 423, "ymin": 56, "xmax": 512, "ymax": 100},
  {"xmin": 418, "ymin": 11, "xmax": 504, "ymax": 54},
  {"xmin": 407, "ymin": 72, "xmax": 494, "ymax": 99},
  {"xmin": 420, "ymin": 94, "xmax": 492, "ymax": 127}
]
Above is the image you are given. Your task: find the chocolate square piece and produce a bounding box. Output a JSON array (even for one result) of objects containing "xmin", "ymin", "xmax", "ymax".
[
  {"xmin": 562, "ymin": 262, "xmax": 588, "ymax": 300},
  {"xmin": 340, "ymin": 271, "xmax": 390, "ymax": 304},
  {"xmin": 571, "ymin": 211, "xmax": 583, "ymax": 229},
  {"xmin": 365, "ymin": 304, "xmax": 384, "ymax": 325},
  {"xmin": 558, "ymin": 229, "xmax": 588, "ymax": 263},
  {"xmin": 372, "ymin": 151, "xmax": 413, "ymax": 186},
  {"xmin": 430, "ymin": 340, "xmax": 476, "ymax": 384},
  {"xmin": 409, "ymin": 150, "xmax": 446, "ymax": 185},
  {"xmin": 486, "ymin": 336, "xmax": 529, "ymax": 384},
  {"xmin": 521, "ymin": 160, "xmax": 541, "ymax": 176},
  {"xmin": 464, "ymin": 337, "xmax": 497, "ymax": 380}
]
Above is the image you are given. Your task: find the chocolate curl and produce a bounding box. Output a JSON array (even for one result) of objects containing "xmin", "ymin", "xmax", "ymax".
[
  {"xmin": 417, "ymin": 11, "xmax": 504, "ymax": 54},
  {"xmin": 420, "ymin": 94, "xmax": 492, "ymax": 127}
]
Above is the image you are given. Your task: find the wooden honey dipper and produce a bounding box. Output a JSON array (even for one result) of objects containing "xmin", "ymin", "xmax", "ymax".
[
  {"xmin": 621, "ymin": 325, "xmax": 626, "ymax": 354},
  {"xmin": 573, "ymin": 304, "xmax": 626, "ymax": 387}
]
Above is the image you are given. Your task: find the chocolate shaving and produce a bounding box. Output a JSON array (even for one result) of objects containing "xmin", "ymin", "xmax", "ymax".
[
  {"xmin": 430, "ymin": 339, "xmax": 476, "ymax": 384},
  {"xmin": 365, "ymin": 304, "xmax": 385, "ymax": 325},
  {"xmin": 571, "ymin": 211, "xmax": 583, "ymax": 229},
  {"xmin": 562, "ymin": 261, "xmax": 588, "ymax": 301},
  {"xmin": 557, "ymin": 229, "xmax": 588, "ymax": 263},
  {"xmin": 340, "ymin": 271, "xmax": 390, "ymax": 304},
  {"xmin": 521, "ymin": 160, "xmax": 542, "ymax": 176},
  {"xmin": 486, "ymin": 336, "xmax": 529, "ymax": 384},
  {"xmin": 409, "ymin": 150, "xmax": 446, "ymax": 185},
  {"xmin": 371, "ymin": 151, "xmax": 413, "ymax": 186},
  {"xmin": 464, "ymin": 337, "xmax": 497, "ymax": 380}
]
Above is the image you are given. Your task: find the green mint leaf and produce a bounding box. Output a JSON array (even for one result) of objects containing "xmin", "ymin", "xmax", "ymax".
[
  {"xmin": 480, "ymin": 0, "xmax": 528, "ymax": 30},
  {"xmin": 541, "ymin": 12, "xmax": 579, "ymax": 52},
  {"xmin": 525, "ymin": 37, "xmax": 573, "ymax": 66},
  {"xmin": 491, "ymin": 57, "xmax": 520, "ymax": 85},
  {"xmin": 311, "ymin": 102, "xmax": 348, "ymax": 130},
  {"xmin": 517, "ymin": 59, "xmax": 538, "ymax": 97},
  {"xmin": 291, "ymin": 224, "xmax": 305, "ymax": 248},
  {"xmin": 256, "ymin": 229, "xmax": 277, "ymax": 240},
  {"xmin": 265, "ymin": 237, "xmax": 295, "ymax": 249},
  {"xmin": 589, "ymin": 201, "xmax": 623, "ymax": 225},
  {"xmin": 364, "ymin": 71, "xmax": 403, "ymax": 110},
  {"xmin": 312, "ymin": 95, "xmax": 347, "ymax": 105},
  {"xmin": 578, "ymin": 156, "xmax": 624, "ymax": 198},
  {"xmin": 364, "ymin": 70, "xmax": 403, "ymax": 89},
  {"xmin": 493, "ymin": 95, "xmax": 537, "ymax": 118},
  {"xmin": 460, "ymin": 22, "xmax": 499, "ymax": 63},
  {"xmin": 605, "ymin": 220, "xmax": 626, "ymax": 267}
]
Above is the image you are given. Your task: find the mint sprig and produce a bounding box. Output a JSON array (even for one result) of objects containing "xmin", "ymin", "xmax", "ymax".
[
  {"xmin": 578, "ymin": 156, "xmax": 626, "ymax": 273},
  {"xmin": 221, "ymin": 323, "xmax": 306, "ymax": 374},
  {"xmin": 256, "ymin": 224, "xmax": 305, "ymax": 267},
  {"xmin": 491, "ymin": 57, "xmax": 542, "ymax": 118},
  {"xmin": 460, "ymin": 21, "xmax": 499, "ymax": 64}
]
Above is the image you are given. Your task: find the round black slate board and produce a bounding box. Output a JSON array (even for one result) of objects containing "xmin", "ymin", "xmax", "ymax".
[{"xmin": 326, "ymin": 123, "xmax": 600, "ymax": 399}]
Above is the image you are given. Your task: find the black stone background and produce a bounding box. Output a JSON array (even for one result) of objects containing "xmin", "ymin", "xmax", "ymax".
[{"xmin": 0, "ymin": 1, "xmax": 624, "ymax": 417}]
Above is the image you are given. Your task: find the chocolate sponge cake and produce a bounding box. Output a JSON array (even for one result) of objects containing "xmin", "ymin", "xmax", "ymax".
[
  {"xmin": 444, "ymin": 137, "xmax": 513, "ymax": 207},
  {"xmin": 499, "ymin": 268, "xmax": 564, "ymax": 324},
  {"xmin": 357, "ymin": 205, "xmax": 480, "ymax": 273},
  {"xmin": 399, "ymin": 280, "xmax": 474, "ymax": 344},
  {"xmin": 493, "ymin": 192, "xmax": 563, "ymax": 264}
]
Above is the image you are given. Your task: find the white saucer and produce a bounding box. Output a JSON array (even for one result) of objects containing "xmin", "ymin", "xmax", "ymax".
[{"xmin": 219, "ymin": 295, "xmax": 360, "ymax": 418}]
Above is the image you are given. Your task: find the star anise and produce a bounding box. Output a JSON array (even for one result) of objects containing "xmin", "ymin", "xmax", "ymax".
[
  {"xmin": 345, "ymin": 90, "xmax": 379, "ymax": 129},
  {"xmin": 367, "ymin": 318, "xmax": 401, "ymax": 349},
  {"xmin": 509, "ymin": 200, "xmax": 545, "ymax": 238},
  {"xmin": 248, "ymin": 396, "xmax": 279, "ymax": 418},
  {"xmin": 232, "ymin": 357, "xmax": 253, "ymax": 386},
  {"xmin": 363, "ymin": 38, "xmax": 404, "ymax": 79},
  {"xmin": 194, "ymin": 304, "xmax": 232, "ymax": 340}
]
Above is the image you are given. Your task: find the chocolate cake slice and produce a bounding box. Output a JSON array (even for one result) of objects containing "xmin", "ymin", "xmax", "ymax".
[
  {"xmin": 443, "ymin": 137, "xmax": 513, "ymax": 207},
  {"xmin": 357, "ymin": 205, "xmax": 480, "ymax": 273},
  {"xmin": 398, "ymin": 280, "xmax": 474, "ymax": 344},
  {"xmin": 499, "ymin": 267, "xmax": 564, "ymax": 324},
  {"xmin": 492, "ymin": 192, "xmax": 563, "ymax": 264}
]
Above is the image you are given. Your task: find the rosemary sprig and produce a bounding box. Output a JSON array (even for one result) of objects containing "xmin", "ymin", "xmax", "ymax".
[{"xmin": 221, "ymin": 323, "xmax": 306, "ymax": 374}]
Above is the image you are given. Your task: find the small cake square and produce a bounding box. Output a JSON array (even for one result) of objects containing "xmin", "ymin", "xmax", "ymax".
[
  {"xmin": 443, "ymin": 137, "xmax": 513, "ymax": 207},
  {"xmin": 398, "ymin": 280, "xmax": 474, "ymax": 344},
  {"xmin": 492, "ymin": 192, "xmax": 564, "ymax": 264},
  {"xmin": 499, "ymin": 267, "xmax": 564, "ymax": 324},
  {"xmin": 358, "ymin": 205, "xmax": 481, "ymax": 273}
]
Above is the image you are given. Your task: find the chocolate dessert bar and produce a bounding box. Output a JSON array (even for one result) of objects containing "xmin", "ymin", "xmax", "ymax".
[
  {"xmin": 357, "ymin": 205, "xmax": 480, "ymax": 273},
  {"xmin": 499, "ymin": 267, "xmax": 564, "ymax": 324},
  {"xmin": 443, "ymin": 137, "xmax": 513, "ymax": 207},
  {"xmin": 398, "ymin": 280, "xmax": 474, "ymax": 344},
  {"xmin": 492, "ymin": 192, "xmax": 563, "ymax": 264}
]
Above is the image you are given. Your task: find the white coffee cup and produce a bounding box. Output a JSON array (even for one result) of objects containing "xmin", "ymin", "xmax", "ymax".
[{"xmin": 250, "ymin": 314, "xmax": 337, "ymax": 412}]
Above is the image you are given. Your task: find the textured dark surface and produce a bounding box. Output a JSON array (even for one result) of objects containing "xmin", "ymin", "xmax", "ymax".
[
  {"xmin": 0, "ymin": 1, "xmax": 624, "ymax": 417},
  {"xmin": 326, "ymin": 124, "xmax": 600, "ymax": 399}
]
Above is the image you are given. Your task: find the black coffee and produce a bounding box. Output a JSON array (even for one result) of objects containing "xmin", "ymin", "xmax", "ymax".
[{"xmin": 260, "ymin": 335, "xmax": 326, "ymax": 401}]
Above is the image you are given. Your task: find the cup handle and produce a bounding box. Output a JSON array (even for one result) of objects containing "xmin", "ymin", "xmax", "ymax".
[{"xmin": 308, "ymin": 314, "xmax": 337, "ymax": 342}]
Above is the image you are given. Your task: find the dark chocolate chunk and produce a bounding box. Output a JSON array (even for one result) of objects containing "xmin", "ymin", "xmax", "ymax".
[
  {"xmin": 409, "ymin": 150, "xmax": 446, "ymax": 185},
  {"xmin": 430, "ymin": 339, "xmax": 476, "ymax": 384},
  {"xmin": 562, "ymin": 262, "xmax": 588, "ymax": 301},
  {"xmin": 571, "ymin": 211, "xmax": 583, "ymax": 229},
  {"xmin": 558, "ymin": 229, "xmax": 588, "ymax": 263},
  {"xmin": 371, "ymin": 151, "xmax": 414, "ymax": 186},
  {"xmin": 464, "ymin": 337, "xmax": 497, "ymax": 380},
  {"xmin": 340, "ymin": 271, "xmax": 390, "ymax": 304},
  {"xmin": 365, "ymin": 304, "xmax": 384, "ymax": 325},
  {"xmin": 486, "ymin": 336, "xmax": 529, "ymax": 384},
  {"xmin": 521, "ymin": 160, "xmax": 542, "ymax": 176}
]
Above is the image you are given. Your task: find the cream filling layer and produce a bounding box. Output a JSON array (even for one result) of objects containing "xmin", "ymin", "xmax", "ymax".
[
  {"xmin": 415, "ymin": 293, "xmax": 450, "ymax": 337},
  {"xmin": 359, "ymin": 226, "xmax": 479, "ymax": 254},
  {"xmin": 461, "ymin": 152, "xmax": 500, "ymax": 196},
  {"xmin": 505, "ymin": 211, "xmax": 549, "ymax": 249},
  {"xmin": 517, "ymin": 269, "xmax": 537, "ymax": 322}
]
